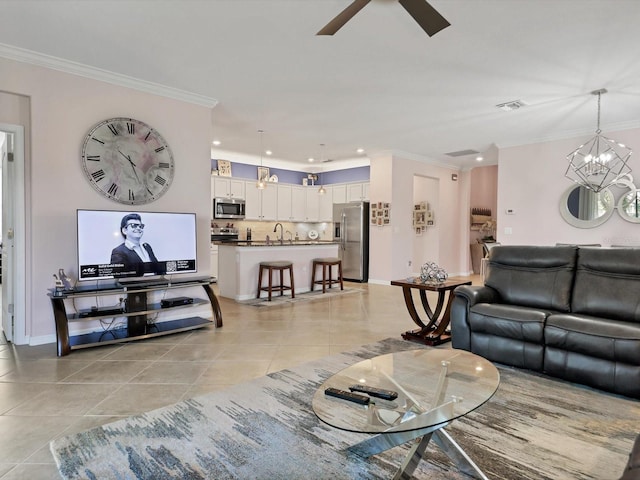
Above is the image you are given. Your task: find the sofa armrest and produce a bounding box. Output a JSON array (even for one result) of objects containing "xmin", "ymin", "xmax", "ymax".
[
  {"xmin": 453, "ymin": 285, "xmax": 500, "ymax": 307},
  {"xmin": 450, "ymin": 285, "xmax": 499, "ymax": 351}
]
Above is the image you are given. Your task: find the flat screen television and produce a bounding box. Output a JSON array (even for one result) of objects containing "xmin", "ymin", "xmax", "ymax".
[{"xmin": 77, "ymin": 209, "xmax": 197, "ymax": 281}]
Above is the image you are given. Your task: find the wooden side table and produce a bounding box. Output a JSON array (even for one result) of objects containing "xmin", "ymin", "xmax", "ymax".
[{"xmin": 390, "ymin": 278, "xmax": 472, "ymax": 346}]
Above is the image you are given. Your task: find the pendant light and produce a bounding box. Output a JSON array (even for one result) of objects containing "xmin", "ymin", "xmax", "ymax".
[
  {"xmin": 318, "ymin": 143, "xmax": 326, "ymax": 195},
  {"xmin": 565, "ymin": 89, "xmax": 632, "ymax": 193},
  {"xmin": 256, "ymin": 129, "xmax": 266, "ymax": 190}
]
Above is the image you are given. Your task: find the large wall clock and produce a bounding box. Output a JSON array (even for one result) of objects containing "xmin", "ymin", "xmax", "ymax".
[{"xmin": 81, "ymin": 117, "xmax": 175, "ymax": 205}]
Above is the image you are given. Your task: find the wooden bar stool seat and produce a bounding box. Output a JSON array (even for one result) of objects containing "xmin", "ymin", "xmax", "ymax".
[
  {"xmin": 311, "ymin": 257, "xmax": 344, "ymax": 294},
  {"xmin": 257, "ymin": 261, "xmax": 295, "ymax": 301}
]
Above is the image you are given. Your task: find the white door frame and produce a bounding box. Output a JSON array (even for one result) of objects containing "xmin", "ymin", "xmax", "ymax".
[{"xmin": 1, "ymin": 123, "xmax": 27, "ymax": 344}]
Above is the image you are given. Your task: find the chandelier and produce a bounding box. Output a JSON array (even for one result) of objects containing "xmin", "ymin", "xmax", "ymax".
[{"xmin": 565, "ymin": 89, "xmax": 632, "ymax": 193}]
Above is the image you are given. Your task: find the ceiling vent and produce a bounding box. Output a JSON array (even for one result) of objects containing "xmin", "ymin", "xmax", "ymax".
[
  {"xmin": 496, "ymin": 100, "xmax": 526, "ymax": 111},
  {"xmin": 445, "ymin": 149, "xmax": 480, "ymax": 157}
]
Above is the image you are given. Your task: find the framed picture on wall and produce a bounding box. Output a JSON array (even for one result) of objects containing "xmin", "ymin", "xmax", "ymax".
[{"xmin": 217, "ymin": 159, "xmax": 232, "ymax": 177}]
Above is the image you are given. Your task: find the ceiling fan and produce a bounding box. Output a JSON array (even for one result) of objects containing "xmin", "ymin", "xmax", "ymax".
[{"xmin": 317, "ymin": 0, "xmax": 451, "ymax": 36}]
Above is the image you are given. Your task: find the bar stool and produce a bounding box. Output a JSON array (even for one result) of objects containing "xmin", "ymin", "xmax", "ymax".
[
  {"xmin": 257, "ymin": 261, "xmax": 295, "ymax": 301},
  {"xmin": 311, "ymin": 257, "xmax": 344, "ymax": 293}
]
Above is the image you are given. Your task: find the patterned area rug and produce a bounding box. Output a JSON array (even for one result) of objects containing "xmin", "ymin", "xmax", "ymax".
[
  {"xmin": 50, "ymin": 338, "xmax": 639, "ymax": 480},
  {"xmin": 238, "ymin": 286, "xmax": 360, "ymax": 307}
]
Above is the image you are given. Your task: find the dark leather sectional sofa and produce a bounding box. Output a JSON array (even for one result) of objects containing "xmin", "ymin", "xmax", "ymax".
[{"xmin": 451, "ymin": 245, "xmax": 640, "ymax": 399}]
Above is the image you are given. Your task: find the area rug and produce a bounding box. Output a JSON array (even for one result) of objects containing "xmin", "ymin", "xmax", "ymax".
[
  {"xmin": 238, "ymin": 286, "xmax": 360, "ymax": 307},
  {"xmin": 50, "ymin": 338, "xmax": 639, "ymax": 480}
]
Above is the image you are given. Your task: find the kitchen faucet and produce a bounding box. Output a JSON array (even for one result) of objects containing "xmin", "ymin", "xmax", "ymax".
[{"xmin": 273, "ymin": 223, "xmax": 284, "ymax": 244}]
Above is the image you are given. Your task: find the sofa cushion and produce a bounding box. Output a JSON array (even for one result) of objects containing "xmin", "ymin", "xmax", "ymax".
[
  {"xmin": 546, "ymin": 313, "xmax": 640, "ymax": 365},
  {"xmin": 469, "ymin": 304, "xmax": 551, "ymax": 343},
  {"xmin": 572, "ymin": 247, "xmax": 640, "ymax": 322},
  {"xmin": 485, "ymin": 245, "xmax": 577, "ymax": 312}
]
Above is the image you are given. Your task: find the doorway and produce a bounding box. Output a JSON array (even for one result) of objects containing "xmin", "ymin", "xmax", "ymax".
[{"xmin": 1, "ymin": 124, "xmax": 26, "ymax": 344}]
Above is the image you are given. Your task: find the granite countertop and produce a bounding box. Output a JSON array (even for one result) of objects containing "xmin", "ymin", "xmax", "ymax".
[{"xmin": 215, "ymin": 240, "xmax": 338, "ymax": 247}]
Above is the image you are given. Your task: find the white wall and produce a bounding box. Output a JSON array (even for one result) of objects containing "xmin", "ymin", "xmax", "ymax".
[
  {"xmin": 412, "ymin": 176, "xmax": 439, "ymax": 274},
  {"xmin": 0, "ymin": 57, "xmax": 213, "ymax": 344},
  {"xmin": 369, "ymin": 153, "xmax": 463, "ymax": 282},
  {"xmin": 498, "ymin": 127, "xmax": 640, "ymax": 246}
]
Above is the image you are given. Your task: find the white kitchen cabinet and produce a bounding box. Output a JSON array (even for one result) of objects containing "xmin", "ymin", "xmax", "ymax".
[
  {"xmin": 319, "ymin": 186, "xmax": 333, "ymax": 221},
  {"xmin": 277, "ymin": 184, "xmax": 293, "ymax": 221},
  {"xmin": 332, "ymin": 184, "xmax": 347, "ymax": 204},
  {"xmin": 347, "ymin": 182, "xmax": 369, "ymax": 202},
  {"xmin": 214, "ymin": 177, "xmax": 245, "ymax": 199},
  {"xmin": 210, "ymin": 244, "xmax": 219, "ymax": 279},
  {"xmin": 291, "ymin": 186, "xmax": 307, "ymax": 221},
  {"xmin": 305, "ymin": 188, "xmax": 320, "ymax": 222},
  {"xmin": 245, "ymin": 181, "xmax": 277, "ymax": 221}
]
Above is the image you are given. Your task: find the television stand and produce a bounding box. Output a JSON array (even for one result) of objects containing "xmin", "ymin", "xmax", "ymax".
[
  {"xmin": 116, "ymin": 276, "xmax": 171, "ymax": 288},
  {"xmin": 48, "ymin": 276, "xmax": 222, "ymax": 356}
]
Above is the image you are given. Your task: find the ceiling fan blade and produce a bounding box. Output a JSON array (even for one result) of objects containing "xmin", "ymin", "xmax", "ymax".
[
  {"xmin": 317, "ymin": 0, "xmax": 371, "ymax": 35},
  {"xmin": 398, "ymin": 0, "xmax": 451, "ymax": 36}
]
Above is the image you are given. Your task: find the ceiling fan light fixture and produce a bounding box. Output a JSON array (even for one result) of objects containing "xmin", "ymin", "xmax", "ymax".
[{"xmin": 317, "ymin": 0, "xmax": 450, "ymax": 36}]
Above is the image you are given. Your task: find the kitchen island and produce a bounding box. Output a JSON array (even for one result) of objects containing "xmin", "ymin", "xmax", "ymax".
[{"xmin": 217, "ymin": 241, "xmax": 339, "ymax": 301}]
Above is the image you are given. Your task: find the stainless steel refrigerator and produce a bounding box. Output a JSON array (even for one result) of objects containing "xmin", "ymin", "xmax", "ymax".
[{"xmin": 333, "ymin": 202, "xmax": 369, "ymax": 282}]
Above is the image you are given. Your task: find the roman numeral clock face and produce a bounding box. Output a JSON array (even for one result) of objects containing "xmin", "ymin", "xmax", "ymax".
[{"xmin": 81, "ymin": 117, "xmax": 175, "ymax": 204}]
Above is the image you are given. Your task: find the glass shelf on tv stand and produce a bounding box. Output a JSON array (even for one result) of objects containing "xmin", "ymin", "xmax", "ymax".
[{"xmin": 48, "ymin": 276, "xmax": 222, "ymax": 356}]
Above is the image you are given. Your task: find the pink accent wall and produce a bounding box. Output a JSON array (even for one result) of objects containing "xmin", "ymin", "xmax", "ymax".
[
  {"xmin": 498, "ymin": 127, "xmax": 640, "ymax": 246},
  {"xmin": 469, "ymin": 165, "xmax": 498, "ymax": 243},
  {"xmin": 0, "ymin": 57, "xmax": 213, "ymax": 341}
]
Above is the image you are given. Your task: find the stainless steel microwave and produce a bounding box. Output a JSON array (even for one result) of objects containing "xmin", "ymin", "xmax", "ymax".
[{"xmin": 213, "ymin": 197, "xmax": 245, "ymax": 219}]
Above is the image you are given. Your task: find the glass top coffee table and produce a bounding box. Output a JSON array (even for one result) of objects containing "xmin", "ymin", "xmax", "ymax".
[{"xmin": 312, "ymin": 348, "xmax": 499, "ymax": 479}]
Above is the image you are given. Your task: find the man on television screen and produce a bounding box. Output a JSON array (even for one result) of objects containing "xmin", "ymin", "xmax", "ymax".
[{"xmin": 111, "ymin": 213, "xmax": 161, "ymax": 275}]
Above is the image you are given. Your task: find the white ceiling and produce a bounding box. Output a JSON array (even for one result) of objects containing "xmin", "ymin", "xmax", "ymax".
[{"xmin": 2, "ymin": 0, "xmax": 640, "ymax": 170}]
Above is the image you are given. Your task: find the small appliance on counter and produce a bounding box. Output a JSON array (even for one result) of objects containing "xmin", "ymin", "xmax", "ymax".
[{"xmin": 211, "ymin": 226, "xmax": 239, "ymax": 243}]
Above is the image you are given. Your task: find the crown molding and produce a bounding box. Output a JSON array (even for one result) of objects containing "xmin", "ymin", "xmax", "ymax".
[
  {"xmin": 0, "ymin": 43, "xmax": 218, "ymax": 108},
  {"xmin": 211, "ymin": 148, "xmax": 369, "ymax": 172},
  {"xmin": 495, "ymin": 120, "xmax": 640, "ymax": 150}
]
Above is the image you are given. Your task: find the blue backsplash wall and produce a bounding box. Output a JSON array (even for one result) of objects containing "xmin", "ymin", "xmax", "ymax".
[{"xmin": 212, "ymin": 159, "xmax": 369, "ymax": 185}]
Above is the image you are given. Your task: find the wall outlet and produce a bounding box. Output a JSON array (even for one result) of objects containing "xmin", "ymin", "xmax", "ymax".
[
  {"xmin": 505, "ymin": 208, "xmax": 516, "ymax": 215},
  {"xmin": 407, "ymin": 260, "xmax": 412, "ymax": 267},
  {"xmin": 504, "ymin": 227, "xmax": 513, "ymax": 235}
]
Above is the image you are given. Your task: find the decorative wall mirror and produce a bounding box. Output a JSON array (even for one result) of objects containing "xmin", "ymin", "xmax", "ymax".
[
  {"xmin": 559, "ymin": 185, "xmax": 615, "ymax": 228},
  {"xmin": 618, "ymin": 189, "xmax": 640, "ymax": 223}
]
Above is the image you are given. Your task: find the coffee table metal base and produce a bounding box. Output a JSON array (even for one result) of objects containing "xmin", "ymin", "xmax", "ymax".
[
  {"xmin": 313, "ymin": 349, "xmax": 497, "ymax": 480},
  {"xmin": 349, "ymin": 425, "xmax": 488, "ymax": 480}
]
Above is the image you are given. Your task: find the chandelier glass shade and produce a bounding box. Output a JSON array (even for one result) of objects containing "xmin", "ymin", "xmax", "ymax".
[
  {"xmin": 318, "ymin": 143, "xmax": 326, "ymax": 195},
  {"xmin": 565, "ymin": 89, "xmax": 632, "ymax": 193},
  {"xmin": 256, "ymin": 129, "xmax": 266, "ymax": 190}
]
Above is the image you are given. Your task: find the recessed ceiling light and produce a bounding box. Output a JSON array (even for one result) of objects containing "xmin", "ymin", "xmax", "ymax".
[
  {"xmin": 308, "ymin": 157, "xmax": 314, "ymax": 162},
  {"xmin": 356, "ymin": 148, "xmax": 365, "ymax": 154},
  {"xmin": 265, "ymin": 150, "xmax": 272, "ymax": 156},
  {"xmin": 212, "ymin": 140, "xmax": 221, "ymax": 146},
  {"xmin": 476, "ymin": 156, "xmax": 484, "ymax": 162}
]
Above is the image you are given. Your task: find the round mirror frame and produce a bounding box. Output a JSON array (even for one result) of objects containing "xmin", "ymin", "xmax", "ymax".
[
  {"xmin": 617, "ymin": 189, "xmax": 640, "ymax": 224},
  {"xmin": 559, "ymin": 185, "xmax": 615, "ymax": 229}
]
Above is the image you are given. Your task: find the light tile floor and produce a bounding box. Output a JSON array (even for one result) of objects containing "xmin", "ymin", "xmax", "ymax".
[{"xmin": 0, "ymin": 277, "xmax": 477, "ymax": 479}]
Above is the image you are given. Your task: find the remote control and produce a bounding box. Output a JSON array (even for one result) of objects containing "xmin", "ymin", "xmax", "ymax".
[
  {"xmin": 324, "ymin": 387, "xmax": 370, "ymax": 405},
  {"xmin": 349, "ymin": 385, "xmax": 398, "ymax": 401}
]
